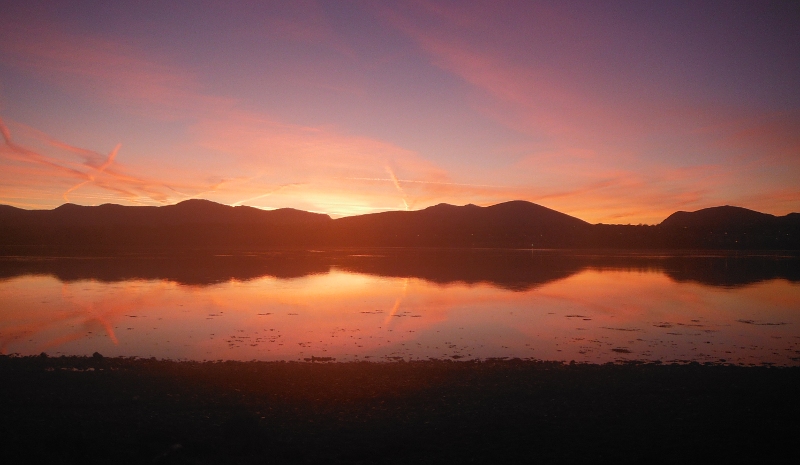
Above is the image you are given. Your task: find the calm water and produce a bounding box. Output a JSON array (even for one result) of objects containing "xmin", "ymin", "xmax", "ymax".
[{"xmin": 1, "ymin": 249, "xmax": 799, "ymax": 365}]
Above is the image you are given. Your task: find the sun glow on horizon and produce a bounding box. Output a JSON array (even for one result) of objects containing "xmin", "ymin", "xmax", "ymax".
[{"xmin": 0, "ymin": 2, "xmax": 798, "ymax": 223}]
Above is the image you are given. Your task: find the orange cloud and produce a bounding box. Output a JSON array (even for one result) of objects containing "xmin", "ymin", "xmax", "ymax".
[
  {"xmin": 0, "ymin": 15, "xmax": 466, "ymax": 216},
  {"xmin": 379, "ymin": 3, "xmax": 800, "ymax": 222},
  {"xmin": 1, "ymin": 6, "xmax": 797, "ymax": 223},
  {"xmin": 0, "ymin": 118, "xmax": 230, "ymax": 208}
]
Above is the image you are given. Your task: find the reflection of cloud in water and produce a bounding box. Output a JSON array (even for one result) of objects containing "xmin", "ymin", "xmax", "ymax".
[
  {"xmin": 0, "ymin": 255, "xmax": 798, "ymax": 365},
  {"xmin": 0, "ymin": 278, "xmax": 173, "ymax": 354},
  {"xmin": 383, "ymin": 278, "xmax": 409, "ymax": 327}
]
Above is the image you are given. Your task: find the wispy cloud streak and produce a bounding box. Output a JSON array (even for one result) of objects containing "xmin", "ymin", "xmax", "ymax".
[
  {"xmin": 385, "ymin": 166, "xmax": 409, "ymax": 210},
  {"xmin": 0, "ymin": 119, "xmax": 228, "ymax": 208},
  {"xmin": 1, "ymin": 4, "xmax": 797, "ymax": 222},
  {"xmin": 63, "ymin": 143, "xmax": 120, "ymax": 201}
]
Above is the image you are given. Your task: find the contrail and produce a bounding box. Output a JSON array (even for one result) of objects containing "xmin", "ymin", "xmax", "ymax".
[
  {"xmin": 1, "ymin": 117, "xmax": 126, "ymax": 202},
  {"xmin": 231, "ymin": 183, "xmax": 303, "ymax": 206},
  {"xmin": 346, "ymin": 176, "xmax": 505, "ymax": 189},
  {"xmin": 97, "ymin": 143, "xmax": 120, "ymax": 172},
  {"xmin": 63, "ymin": 143, "xmax": 121, "ymax": 201},
  {"xmin": 0, "ymin": 117, "xmax": 88, "ymax": 179},
  {"xmin": 62, "ymin": 180, "xmax": 92, "ymax": 201},
  {"xmin": 385, "ymin": 166, "xmax": 409, "ymax": 210},
  {"xmin": 1, "ymin": 119, "xmax": 195, "ymax": 205},
  {"xmin": 0, "ymin": 118, "xmax": 12, "ymax": 144}
]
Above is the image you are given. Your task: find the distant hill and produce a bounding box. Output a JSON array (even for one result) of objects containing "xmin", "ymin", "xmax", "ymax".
[
  {"xmin": 661, "ymin": 206, "xmax": 796, "ymax": 229},
  {"xmin": 655, "ymin": 206, "xmax": 800, "ymax": 249},
  {"xmin": 0, "ymin": 199, "xmax": 331, "ymax": 249},
  {"xmin": 0, "ymin": 199, "xmax": 330, "ymax": 227},
  {"xmin": 0, "ymin": 200, "xmax": 798, "ymax": 250},
  {"xmin": 327, "ymin": 200, "xmax": 590, "ymax": 247}
]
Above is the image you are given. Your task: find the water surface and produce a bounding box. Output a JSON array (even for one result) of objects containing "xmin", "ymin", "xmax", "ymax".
[{"xmin": 1, "ymin": 249, "xmax": 798, "ymax": 365}]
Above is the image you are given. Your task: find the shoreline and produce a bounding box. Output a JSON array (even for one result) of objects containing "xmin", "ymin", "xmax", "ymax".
[{"xmin": 3, "ymin": 355, "xmax": 799, "ymax": 463}]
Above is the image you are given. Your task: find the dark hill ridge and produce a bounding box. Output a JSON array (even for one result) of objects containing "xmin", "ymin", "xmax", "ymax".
[
  {"xmin": 660, "ymin": 205, "xmax": 797, "ymax": 229},
  {"xmin": 329, "ymin": 200, "xmax": 589, "ymax": 247},
  {"xmin": 0, "ymin": 199, "xmax": 332, "ymax": 249},
  {"xmin": 652, "ymin": 205, "xmax": 800, "ymax": 249},
  {"xmin": 0, "ymin": 199, "xmax": 798, "ymax": 250},
  {"xmin": 5, "ymin": 199, "xmax": 331, "ymax": 227}
]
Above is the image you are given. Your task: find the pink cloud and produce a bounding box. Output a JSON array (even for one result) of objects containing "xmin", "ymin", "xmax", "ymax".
[
  {"xmin": 379, "ymin": 2, "xmax": 800, "ymax": 222},
  {"xmin": 0, "ymin": 15, "xmax": 447, "ymax": 213},
  {"xmin": 186, "ymin": 112, "xmax": 465, "ymax": 215},
  {"xmin": 1, "ymin": 5, "xmax": 797, "ymax": 223},
  {"xmin": 0, "ymin": 18, "xmax": 235, "ymax": 120},
  {"xmin": 0, "ymin": 118, "xmax": 230, "ymax": 208}
]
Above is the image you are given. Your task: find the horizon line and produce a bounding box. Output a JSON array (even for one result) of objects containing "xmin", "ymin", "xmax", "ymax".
[{"xmin": 2, "ymin": 198, "xmax": 796, "ymax": 227}]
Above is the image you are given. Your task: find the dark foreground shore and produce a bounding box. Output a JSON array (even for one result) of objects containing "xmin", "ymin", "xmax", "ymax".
[{"xmin": 2, "ymin": 356, "xmax": 798, "ymax": 464}]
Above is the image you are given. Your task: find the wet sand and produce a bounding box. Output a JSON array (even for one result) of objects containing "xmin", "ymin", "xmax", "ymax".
[{"xmin": 2, "ymin": 355, "xmax": 798, "ymax": 464}]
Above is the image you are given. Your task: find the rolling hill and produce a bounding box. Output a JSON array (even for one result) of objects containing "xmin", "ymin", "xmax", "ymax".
[{"xmin": 0, "ymin": 200, "xmax": 797, "ymax": 250}]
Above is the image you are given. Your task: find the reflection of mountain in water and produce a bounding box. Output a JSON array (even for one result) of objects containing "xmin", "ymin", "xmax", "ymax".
[
  {"xmin": 332, "ymin": 250, "xmax": 582, "ymax": 291},
  {"xmin": 1, "ymin": 249, "xmax": 797, "ymax": 289},
  {"xmin": 656, "ymin": 254, "xmax": 800, "ymax": 287},
  {"xmin": 0, "ymin": 253, "xmax": 330, "ymax": 285}
]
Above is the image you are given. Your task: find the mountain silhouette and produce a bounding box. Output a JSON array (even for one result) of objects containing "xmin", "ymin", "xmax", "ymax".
[
  {"xmin": 655, "ymin": 206, "xmax": 800, "ymax": 249},
  {"xmin": 2, "ymin": 199, "xmax": 330, "ymax": 227},
  {"xmin": 0, "ymin": 200, "xmax": 798, "ymax": 250},
  {"xmin": 661, "ymin": 206, "xmax": 794, "ymax": 229},
  {"xmin": 327, "ymin": 200, "xmax": 589, "ymax": 247},
  {"xmin": 0, "ymin": 199, "xmax": 331, "ymax": 249}
]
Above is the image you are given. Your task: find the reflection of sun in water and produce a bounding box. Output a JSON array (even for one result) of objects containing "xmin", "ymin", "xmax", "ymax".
[{"xmin": 1, "ymin": 269, "xmax": 799, "ymax": 365}]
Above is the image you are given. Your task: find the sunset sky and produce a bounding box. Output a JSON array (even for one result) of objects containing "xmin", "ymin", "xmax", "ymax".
[{"xmin": 1, "ymin": 1, "xmax": 798, "ymax": 224}]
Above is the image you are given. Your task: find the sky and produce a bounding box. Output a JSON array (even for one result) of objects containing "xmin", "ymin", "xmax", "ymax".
[{"xmin": 0, "ymin": 0, "xmax": 798, "ymax": 224}]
